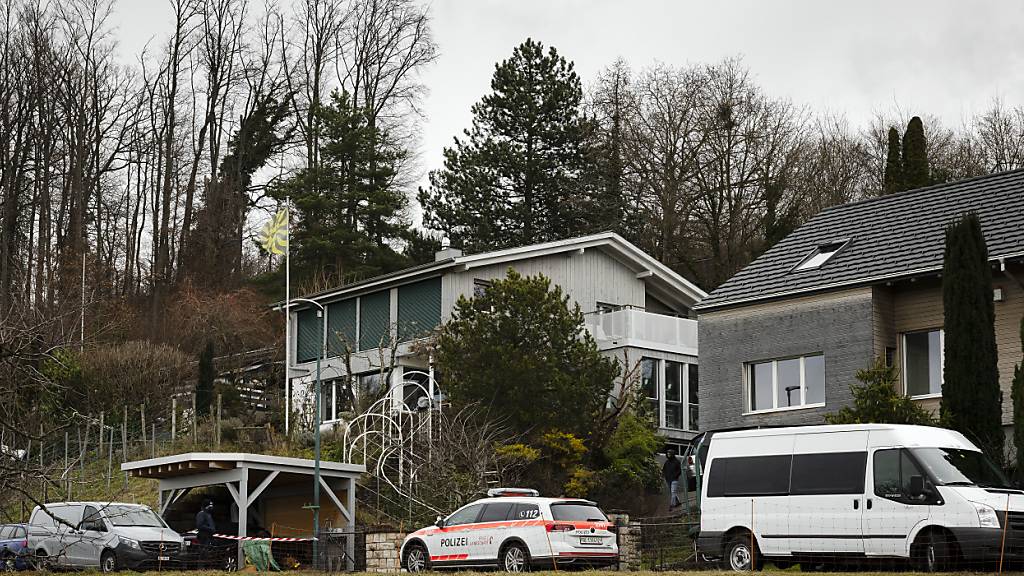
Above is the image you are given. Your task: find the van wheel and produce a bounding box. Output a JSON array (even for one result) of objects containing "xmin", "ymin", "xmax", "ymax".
[
  {"xmin": 912, "ymin": 530, "xmax": 951, "ymax": 573},
  {"xmin": 403, "ymin": 543, "xmax": 429, "ymax": 572},
  {"xmin": 100, "ymin": 550, "xmax": 119, "ymax": 573},
  {"xmin": 724, "ymin": 534, "xmax": 761, "ymax": 571},
  {"xmin": 500, "ymin": 542, "xmax": 530, "ymax": 572}
]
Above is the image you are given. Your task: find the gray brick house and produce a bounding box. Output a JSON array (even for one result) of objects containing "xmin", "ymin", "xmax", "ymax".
[{"xmin": 694, "ymin": 170, "xmax": 1024, "ymax": 434}]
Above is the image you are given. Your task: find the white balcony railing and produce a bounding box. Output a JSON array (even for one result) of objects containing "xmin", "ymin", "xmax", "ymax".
[{"xmin": 585, "ymin": 307, "xmax": 698, "ymax": 355}]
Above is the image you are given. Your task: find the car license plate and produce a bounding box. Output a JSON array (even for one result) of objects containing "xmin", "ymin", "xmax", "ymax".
[
  {"xmin": 579, "ymin": 536, "xmax": 602, "ymax": 545},
  {"xmin": 157, "ymin": 556, "xmax": 170, "ymax": 561}
]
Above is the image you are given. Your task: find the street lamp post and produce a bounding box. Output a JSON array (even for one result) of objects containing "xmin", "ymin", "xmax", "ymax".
[{"xmin": 290, "ymin": 297, "xmax": 326, "ymax": 567}]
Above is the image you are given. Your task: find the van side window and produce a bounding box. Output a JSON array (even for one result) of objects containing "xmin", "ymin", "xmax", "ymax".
[
  {"xmin": 791, "ymin": 452, "xmax": 867, "ymax": 495},
  {"xmin": 874, "ymin": 449, "xmax": 928, "ymax": 504},
  {"xmin": 706, "ymin": 455, "xmax": 791, "ymax": 497},
  {"xmin": 512, "ymin": 503, "xmax": 540, "ymax": 520}
]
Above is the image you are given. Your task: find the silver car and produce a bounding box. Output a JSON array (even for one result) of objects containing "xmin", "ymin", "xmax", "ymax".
[{"xmin": 26, "ymin": 502, "xmax": 183, "ymax": 572}]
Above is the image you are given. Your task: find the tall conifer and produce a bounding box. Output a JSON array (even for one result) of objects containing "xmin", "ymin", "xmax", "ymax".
[{"xmin": 941, "ymin": 213, "xmax": 1003, "ymax": 463}]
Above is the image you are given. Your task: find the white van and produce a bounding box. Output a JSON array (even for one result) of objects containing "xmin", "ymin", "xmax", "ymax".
[
  {"xmin": 697, "ymin": 424, "xmax": 1017, "ymax": 572},
  {"xmin": 26, "ymin": 502, "xmax": 183, "ymax": 572}
]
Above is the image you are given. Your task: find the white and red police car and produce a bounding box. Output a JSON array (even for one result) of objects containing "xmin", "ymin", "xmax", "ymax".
[{"xmin": 400, "ymin": 488, "xmax": 618, "ymax": 572}]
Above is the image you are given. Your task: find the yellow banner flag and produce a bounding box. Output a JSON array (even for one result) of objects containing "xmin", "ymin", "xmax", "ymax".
[{"xmin": 259, "ymin": 208, "xmax": 288, "ymax": 255}]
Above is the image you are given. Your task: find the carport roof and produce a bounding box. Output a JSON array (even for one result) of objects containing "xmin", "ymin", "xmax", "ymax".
[{"xmin": 121, "ymin": 452, "xmax": 365, "ymax": 479}]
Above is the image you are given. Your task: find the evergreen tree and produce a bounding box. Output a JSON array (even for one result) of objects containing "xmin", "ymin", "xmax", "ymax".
[
  {"xmin": 1013, "ymin": 317, "xmax": 1024, "ymax": 475},
  {"xmin": 272, "ymin": 90, "xmax": 410, "ymax": 284},
  {"xmin": 196, "ymin": 341, "xmax": 215, "ymax": 416},
  {"xmin": 419, "ymin": 39, "xmax": 595, "ymax": 251},
  {"xmin": 435, "ymin": 269, "xmax": 619, "ymax": 438},
  {"xmin": 941, "ymin": 213, "xmax": 1003, "ymax": 463},
  {"xmin": 901, "ymin": 116, "xmax": 929, "ymax": 190},
  {"xmin": 585, "ymin": 59, "xmax": 637, "ymax": 239},
  {"xmin": 825, "ymin": 359, "xmax": 934, "ymax": 425},
  {"xmin": 883, "ymin": 126, "xmax": 903, "ymax": 195}
]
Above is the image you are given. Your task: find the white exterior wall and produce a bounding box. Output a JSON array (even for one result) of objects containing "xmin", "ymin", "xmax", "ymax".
[{"xmin": 442, "ymin": 248, "xmax": 647, "ymax": 320}]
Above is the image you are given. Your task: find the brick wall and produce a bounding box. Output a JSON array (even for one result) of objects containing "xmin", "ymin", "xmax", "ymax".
[{"xmin": 697, "ymin": 288, "xmax": 876, "ymax": 430}]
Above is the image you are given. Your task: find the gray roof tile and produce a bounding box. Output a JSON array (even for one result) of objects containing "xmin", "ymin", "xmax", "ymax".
[{"xmin": 695, "ymin": 169, "xmax": 1024, "ymax": 311}]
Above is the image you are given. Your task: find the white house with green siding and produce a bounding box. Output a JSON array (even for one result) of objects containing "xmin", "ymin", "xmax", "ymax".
[{"xmin": 286, "ymin": 232, "xmax": 707, "ymax": 445}]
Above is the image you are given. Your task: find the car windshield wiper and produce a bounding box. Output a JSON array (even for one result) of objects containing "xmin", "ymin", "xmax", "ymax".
[{"xmin": 942, "ymin": 481, "xmax": 976, "ymax": 486}]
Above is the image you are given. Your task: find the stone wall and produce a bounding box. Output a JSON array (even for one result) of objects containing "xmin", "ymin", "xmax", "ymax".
[
  {"xmin": 609, "ymin": 514, "xmax": 641, "ymax": 571},
  {"xmin": 364, "ymin": 531, "xmax": 403, "ymax": 573}
]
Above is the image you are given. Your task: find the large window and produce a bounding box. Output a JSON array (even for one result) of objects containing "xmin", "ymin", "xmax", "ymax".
[
  {"xmin": 745, "ymin": 354, "xmax": 825, "ymax": 413},
  {"xmin": 641, "ymin": 357, "xmax": 659, "ymax": 424},
  {"xmin": 706, "ymin": 455, "xmax": 792, "ymax": 497},
  {"xmin": 903, "ymin": 329, "xmax": 943, "ymax": 397},
  {"xmin": 446, "ymin": 504, "xmax": 483, "ymax": 526},
  {"xmin": 790, "ymin": 452, "xmax": 867, "ymax": 495},
  {"xmin": 641, "ymin": 357, "xmax": 698, "ymax": 431}
]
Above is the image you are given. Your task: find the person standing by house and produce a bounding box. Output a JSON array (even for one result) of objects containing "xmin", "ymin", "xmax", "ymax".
[
  {"xmin": 196, "ymin": 500, "xmax": 216, "ymax": 546},
  {"xmin": 662, "ymin": 448, "xmax": 682, "ymax": 508}
]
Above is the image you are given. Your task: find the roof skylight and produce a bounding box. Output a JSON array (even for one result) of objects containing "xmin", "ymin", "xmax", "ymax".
[{"xmin": 794, "ymin": 241, "xmax": 847, "ymax": 271}]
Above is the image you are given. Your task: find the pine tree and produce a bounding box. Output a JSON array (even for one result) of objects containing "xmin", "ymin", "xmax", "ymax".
[
  {"xmin": 901, "ymin": 116, "xmax": 929, "ymax": 190},
  {"xmin": 941, "ymin": 213, "xmax": 1003, "ymax": 463},
  {"xmin": 825, "ymin": 359, "xmax": 935, "ymax": 425},
  {"xmin": 197, "ymin": 341, "xmax": 215, "ymax": 416},
  {"xmin": 272, "ymin": 90, "xmax": 410, "ymax": 283},
  {"xmin": 883, "ymin": 126, "xmax": 902, "ymax": 195},
  {"xmin": 419, "ymin": 39, "xmax": 594, "ymax": 251},
  {"xmin": 1013, "ymin": 317, "xmax": 1024, "ymax": 475}
]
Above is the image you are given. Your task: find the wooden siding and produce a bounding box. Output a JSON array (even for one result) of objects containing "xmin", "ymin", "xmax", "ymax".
[
  {"xmin": 888, "ymin": 266, "xmax": 1024, "ymax": 424},
  {"xmin": 441, "ymin": 248, "xmax": 647, "ymax": 320}
]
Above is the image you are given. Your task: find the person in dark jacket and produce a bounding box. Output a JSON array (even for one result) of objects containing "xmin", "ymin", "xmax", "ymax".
[
  {"xmin": 196, "ymin": 500, "xmax": 216, "ymax": 546},
  {"xmin": 662, "ymin": 448, "xmax": 682, "ymax": 508}
]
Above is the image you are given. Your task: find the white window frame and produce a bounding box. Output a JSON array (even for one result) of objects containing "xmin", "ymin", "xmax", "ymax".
[
  {"xmin": 743, "ymin": 354, "xmax": 825, "ymax": 414},
  {"xmin": 792, "ymin": 239, "xmax": 849, "ymax": 272},
  {"xmin": 902, "ymin": 328, "xmax": 944, "ymax": 399}
]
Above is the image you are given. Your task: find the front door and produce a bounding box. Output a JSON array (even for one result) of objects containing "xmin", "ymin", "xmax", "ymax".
[
  {"xmin": 787, "ymin": 432, "xmax": 868, "ymax": 555},
  {"xmin": 863, "ymin": 447, "xmax": 932, "ymax": 557},
  {"xmin": 68, "ymin": 506, "xmax": 106, "ymax": 568}
]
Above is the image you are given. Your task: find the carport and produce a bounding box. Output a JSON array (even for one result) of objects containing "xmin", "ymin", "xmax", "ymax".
[{"xmin": 122, "ymin": 452, "xmax": 365, "ymax": 569}]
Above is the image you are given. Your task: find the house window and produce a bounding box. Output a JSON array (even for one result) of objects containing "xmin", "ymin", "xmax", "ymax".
[
  {"xmin": 641, "ymin": 357, "xmax": 659, "ymax": 425},
  {"xmin": 472, "ymin": 279, "xmax": 491, "ymax": 298},
  {"xmin": 745, "ymin": 354, "xmax": 825, "ymax": 413},
  {"xmin": 665, "ymin": 361, "xmax": 683, "ymax": 429},
  {"xmin": 903, "ymin": 329, "xmax": 943, "ymax": 397},
  {"xmin": 644, "ymin": 358, "xmax": 699, "ymax": 431},
  {"xmin": 793, "ymin": 240, "xmax": 847, "ymax": 271}
]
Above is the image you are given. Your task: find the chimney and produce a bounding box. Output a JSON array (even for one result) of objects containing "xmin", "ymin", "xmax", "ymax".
[{"xmin": 434, "ymin": 237, "xmax": 462, "ymax": 261}]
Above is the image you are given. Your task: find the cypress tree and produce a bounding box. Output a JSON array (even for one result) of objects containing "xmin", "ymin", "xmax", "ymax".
[
  {"xmin": 197, "ymin": 341, "xmax": 216, "ymax": 416},
  {"xmin": 882, "ymin": 127, "xmax": 902, "ymax": 195},
  {"xmin": 901, "ymin": 116, "xmax": 929, "ymax": 190},
  {"xmin": 941, "ymin": 213, "xmax": 1003, "ymax": 463},
  {"xmin": 1013, "ymin": 317, "xmax": 1024, "ymax": 475}
]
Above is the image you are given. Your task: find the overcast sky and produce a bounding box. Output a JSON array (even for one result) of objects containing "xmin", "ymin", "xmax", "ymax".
[{"xmin": 113, "ymin": 0, "xmax": 1024, "ymax": 196}]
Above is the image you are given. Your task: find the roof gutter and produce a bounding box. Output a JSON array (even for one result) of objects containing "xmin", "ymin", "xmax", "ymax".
[{"xmin": 695, "ymin": 250, "xmax": 1024, "ymax": 313}]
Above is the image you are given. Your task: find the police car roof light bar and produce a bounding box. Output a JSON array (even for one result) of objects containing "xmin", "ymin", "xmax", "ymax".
[{"xmin": 486, "ymin": 488, "xmax": 540, "ymax": 498}]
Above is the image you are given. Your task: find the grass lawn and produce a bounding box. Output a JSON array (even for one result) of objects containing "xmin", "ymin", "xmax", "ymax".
[{"xmin": 70, "ymin": 565, "xmax": 1007, "ymax": 569}]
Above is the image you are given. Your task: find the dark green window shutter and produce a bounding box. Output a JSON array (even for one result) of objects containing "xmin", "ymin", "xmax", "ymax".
[
  {"xmin": 398, "ymin": 278, "xmax": 442, "ymax": 341},
  {"xmin": 358, "ymin": 291, "xmax": 390, "ymax": 351},
  {"xmin": 327, "ymin": 299, "xmax": 357, "ymax": 357},
  {"xmin": 296, "ymin": 308, "xmax": 321, "ymax": 363}
]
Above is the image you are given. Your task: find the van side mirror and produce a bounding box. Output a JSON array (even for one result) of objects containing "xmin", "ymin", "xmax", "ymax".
[
  {"xmin": 909, "ymin": 475, "xmax": 925, "ymax": 497},
  {"xmin": 435, "ymin": 515, "xmax": 446, "ymax": 529}
]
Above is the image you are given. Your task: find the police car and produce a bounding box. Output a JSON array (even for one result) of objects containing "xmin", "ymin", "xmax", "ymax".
[{"xmin": 401, "ymin": 488, "xmax": 618, "ymax": 572}]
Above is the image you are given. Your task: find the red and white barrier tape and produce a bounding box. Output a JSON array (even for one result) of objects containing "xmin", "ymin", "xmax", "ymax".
[{"xmin": 212, "ymin": 533, "xmax": 316, "ymax": 542}]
